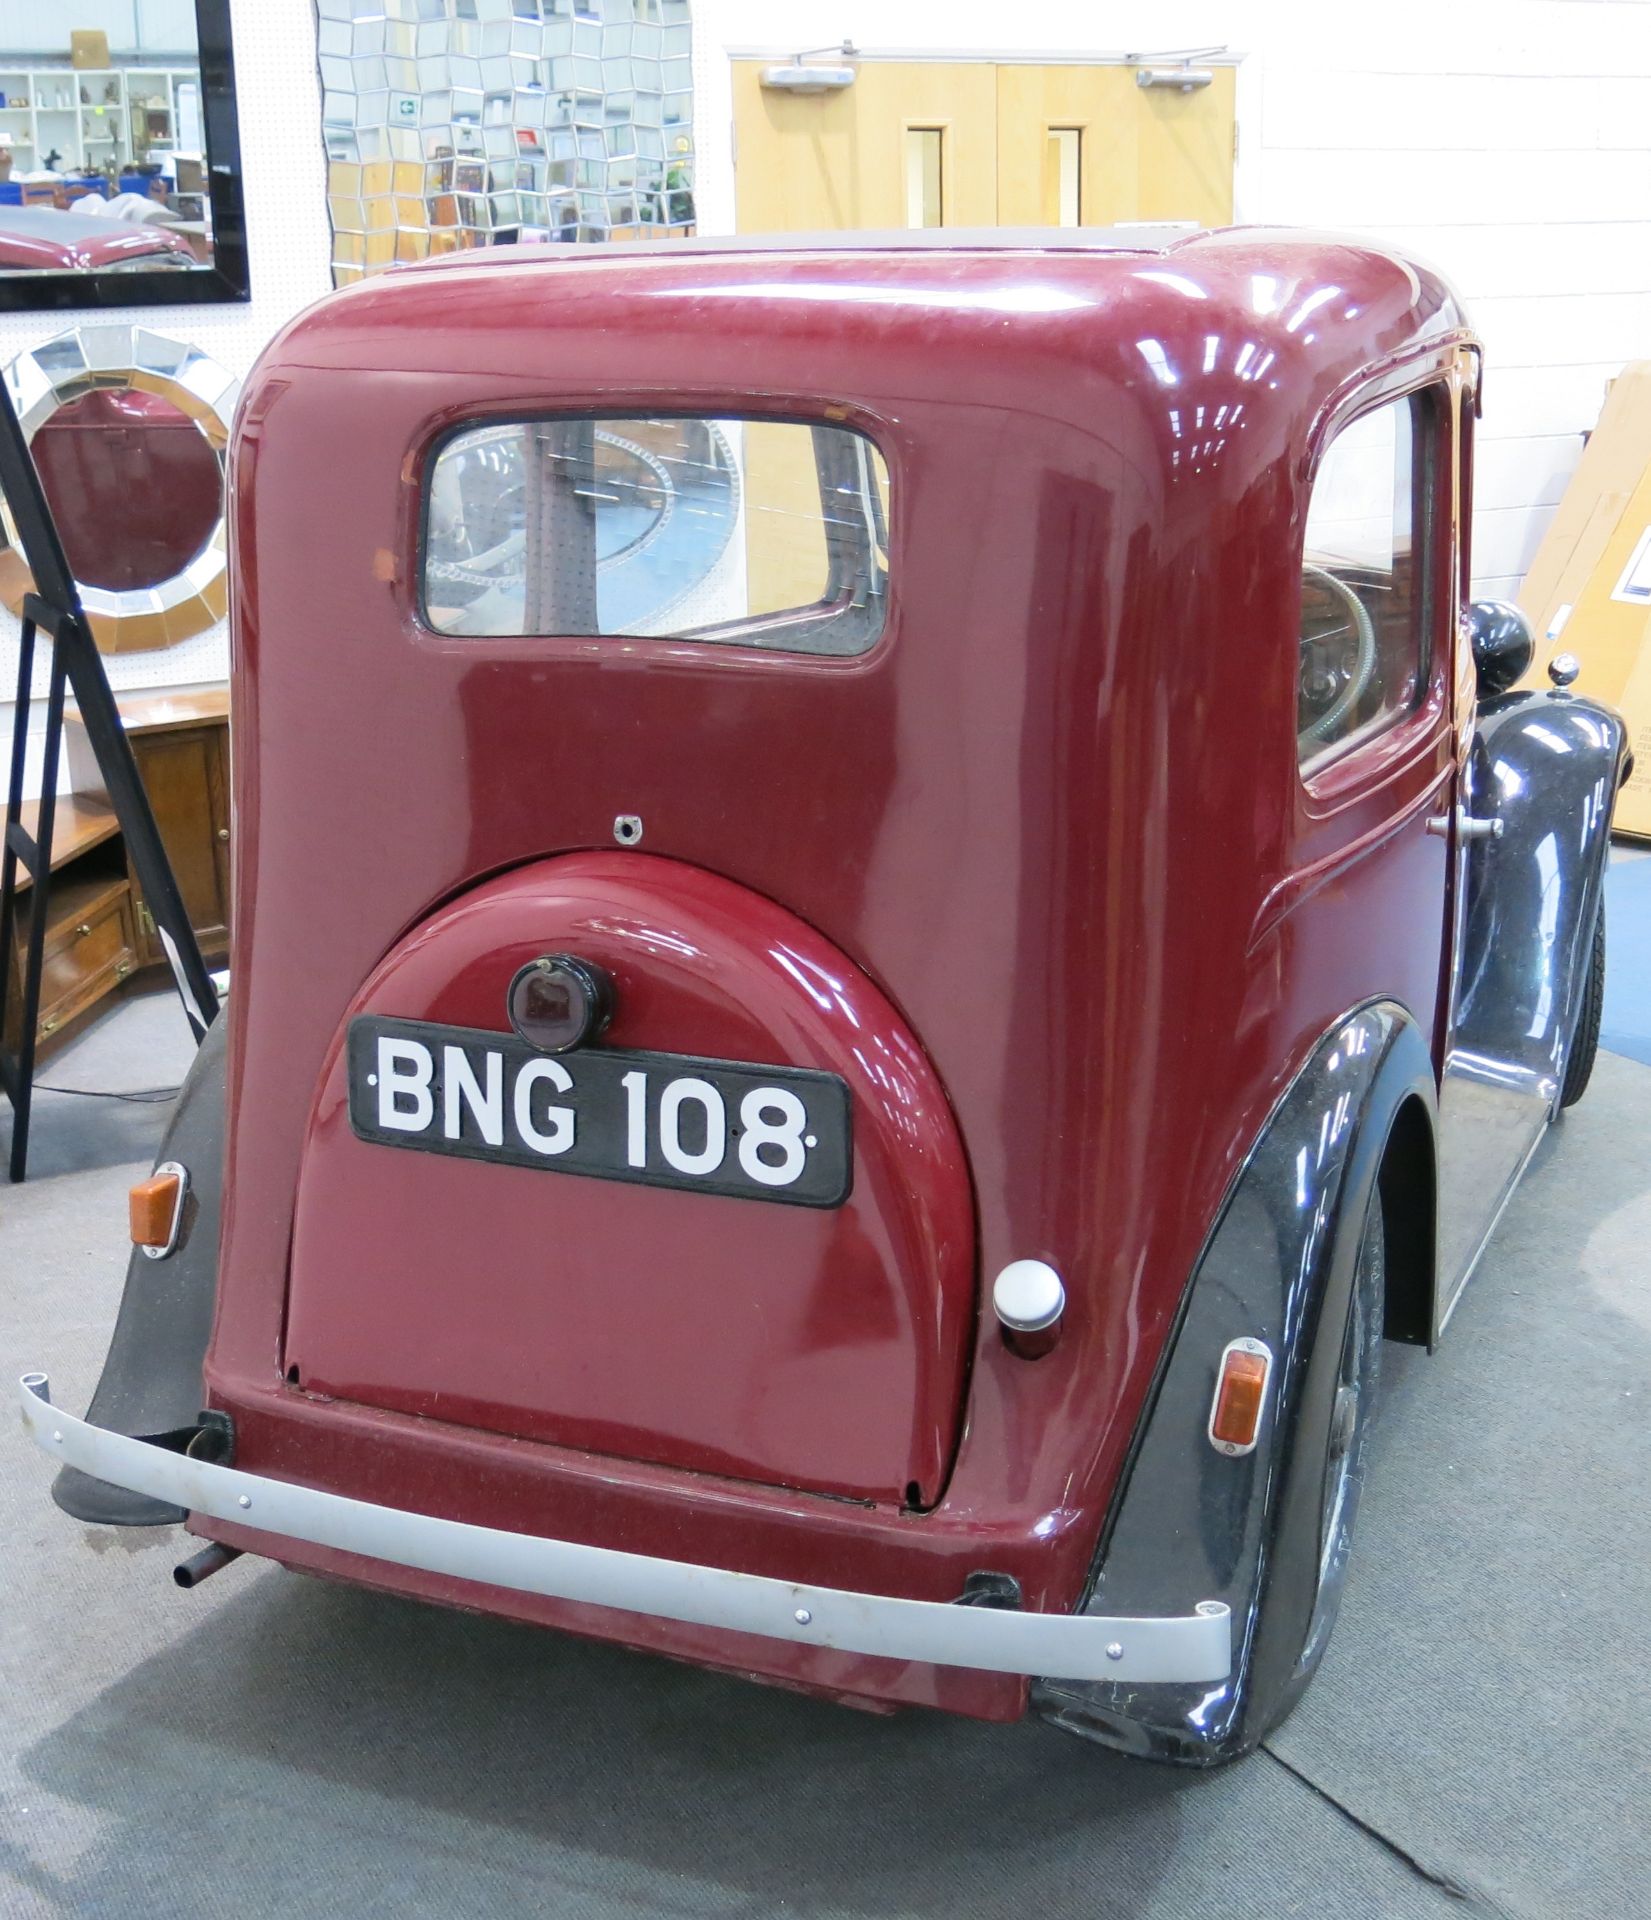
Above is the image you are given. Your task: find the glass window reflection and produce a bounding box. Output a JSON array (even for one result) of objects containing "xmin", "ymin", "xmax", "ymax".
[{"xmin": 1299, "ymin": 393, "xmax": 1433, "ymax": 768}]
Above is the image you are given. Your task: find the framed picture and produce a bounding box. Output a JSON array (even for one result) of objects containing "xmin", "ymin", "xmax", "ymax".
[{"xmin": 0, "ymin": 0, "xmax": 248, "ymax": 312}]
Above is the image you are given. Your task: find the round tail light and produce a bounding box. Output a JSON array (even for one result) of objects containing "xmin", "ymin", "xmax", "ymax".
[{"xmin": 506, "ymin": 954, "xmax": 613, "ymax": 1053}]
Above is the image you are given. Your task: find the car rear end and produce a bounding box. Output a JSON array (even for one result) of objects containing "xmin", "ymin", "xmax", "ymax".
[{"xmin": 34, "ymin": 236, "xmax": 1322, "ymax": 1719}]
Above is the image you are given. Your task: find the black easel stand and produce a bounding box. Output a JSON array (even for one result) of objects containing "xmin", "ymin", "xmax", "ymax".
[{"xmin": 0, "ymin": 380, "xmax": 219, "ymax": 1182}]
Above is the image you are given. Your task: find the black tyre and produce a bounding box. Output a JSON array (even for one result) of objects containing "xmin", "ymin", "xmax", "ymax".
[
  {"xmin": 1295, "ymin": 1198, "xmax": 1384, "ymax": 1680},
  {"xmin": 1265, "ymin": 1193, "xmax": 1385, "ymax": 1736},
  {"xmin": 1559, "ymin": 906, "xmax": 1605, "ymax": 1110}
]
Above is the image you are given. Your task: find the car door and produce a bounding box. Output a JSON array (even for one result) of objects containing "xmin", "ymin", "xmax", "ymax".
[
  {"xmin": 1432, "ymin": 374, "xmax": 1564, "ymax": 1329},
  {"xmin": 1289, "ymin": 375, "xmax": 1457, "ymax": 1120}
]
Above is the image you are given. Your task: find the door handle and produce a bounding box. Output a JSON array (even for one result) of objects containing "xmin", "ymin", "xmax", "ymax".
[{"xmin": 1427, "ymin": 808, "xmax": 1503, "ymax": 841}]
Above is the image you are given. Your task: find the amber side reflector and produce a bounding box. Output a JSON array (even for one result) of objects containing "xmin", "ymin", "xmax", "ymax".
[
  {"xmin": 1208, "ymin": 1340, "xmax": 1273, "ymax": 1456},
  {"xmin": 129, "ymin": 1169, "xmax": 183, "ymax": 1250}
]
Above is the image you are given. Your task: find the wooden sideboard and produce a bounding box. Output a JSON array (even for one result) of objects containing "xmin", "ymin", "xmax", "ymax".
[{"xmin": 3, "ymin": 688, "xmax": 229, "ymax": 1059}]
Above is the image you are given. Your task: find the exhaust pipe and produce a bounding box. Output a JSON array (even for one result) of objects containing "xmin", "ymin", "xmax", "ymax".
[{"xmin": 173, "ymin": 1542, "xmax": 243, "ymax": 1589}]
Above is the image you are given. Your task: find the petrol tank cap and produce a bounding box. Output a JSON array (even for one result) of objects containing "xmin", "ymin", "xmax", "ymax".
[{"xmin": 992, "ymin": 1259, "xmax": 1066, "ymax": 1357}]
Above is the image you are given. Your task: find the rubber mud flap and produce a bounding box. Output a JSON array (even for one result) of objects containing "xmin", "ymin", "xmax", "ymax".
[{"xmin": 52, "ymin": 1015, "xmax": 226, "ymax": 1527}]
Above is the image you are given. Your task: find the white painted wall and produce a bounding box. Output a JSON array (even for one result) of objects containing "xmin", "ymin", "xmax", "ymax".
[{"xmin": 691, "ymin": 0, "xmax": 1651, "ymax": 601}]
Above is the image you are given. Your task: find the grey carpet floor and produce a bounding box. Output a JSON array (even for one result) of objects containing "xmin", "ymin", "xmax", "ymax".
[{"xmin": 2, "ymin": 993, "xmax": 1647, "ymax": 1918}]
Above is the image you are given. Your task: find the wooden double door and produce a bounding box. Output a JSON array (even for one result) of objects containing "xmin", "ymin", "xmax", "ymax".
[{"xmin": 732, "ymin": 57, "xmax": 1236, "ymax": 235}]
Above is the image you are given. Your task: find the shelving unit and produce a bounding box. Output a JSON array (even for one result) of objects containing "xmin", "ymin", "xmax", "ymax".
[
  {"xmin": 1, "ymin": 794, "xmax": 136, "ymax": 1060},
  {"xmin": 0, "ymin": 65, "xmax": 199, "ymax": 176},
  {"xmin": 3, "ymin": 691, "xmax": 231, "ymax": 1063}
]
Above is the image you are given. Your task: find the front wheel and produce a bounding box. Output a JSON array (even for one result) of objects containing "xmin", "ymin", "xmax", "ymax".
[{"xmin": 1559, "ymin": 906, "xmax": 1605, "ymax": 1109}]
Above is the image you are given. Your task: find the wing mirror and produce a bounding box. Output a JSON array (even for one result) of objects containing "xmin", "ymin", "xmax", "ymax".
[{"xmin": 1467, "ymin": 599, "xmax": 1535, "ymax": 697}]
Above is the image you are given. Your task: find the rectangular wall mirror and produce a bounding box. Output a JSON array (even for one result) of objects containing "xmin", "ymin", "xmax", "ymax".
[{"xmin": 0, "ymin": 0, "xmax": 247, "ymax": 310}]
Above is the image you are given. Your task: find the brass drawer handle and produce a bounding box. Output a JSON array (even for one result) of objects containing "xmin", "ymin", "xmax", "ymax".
[
  {"xmin": 39, "ymin": 1017, "xmax": 58, "ymax": 1036},
  {"xmin": 115, "ymin": 961, "xmax": 132, "ymax": 979},
  {"xmin": 217, "ymin": 827, "xmax": 229, "ymax": 842},
  {"xmin": 75, "ymin": 922, "xmax": 92, "ymax": 938}
]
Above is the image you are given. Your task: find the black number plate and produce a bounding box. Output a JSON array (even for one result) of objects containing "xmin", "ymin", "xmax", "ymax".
[{"xmin": 347, "ymin": 1016, "xmax": 852, "ymax": 1208}]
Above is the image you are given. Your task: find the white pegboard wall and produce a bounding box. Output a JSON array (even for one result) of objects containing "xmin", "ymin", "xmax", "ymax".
[{"xmin": 0, "ymin": 0, "xmax": 332, "ymax": 794}]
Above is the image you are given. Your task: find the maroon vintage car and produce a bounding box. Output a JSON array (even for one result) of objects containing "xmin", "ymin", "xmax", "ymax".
[
  {"xmin": 0, "ymin": 204, "xmax": 193, "ymax": 273},
  {"xmin": 23, "ymin": 229, "xmax": 1627, "ymax": 1765}
]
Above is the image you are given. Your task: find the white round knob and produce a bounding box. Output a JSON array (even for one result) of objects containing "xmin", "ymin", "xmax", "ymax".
[{"xmin": 992, "ymin": 1259, "xmax": 1066, "ymax": 1334}]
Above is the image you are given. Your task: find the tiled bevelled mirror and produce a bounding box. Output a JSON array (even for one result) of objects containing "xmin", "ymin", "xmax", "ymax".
[{"xmin": 317, "ymin": 0, "xmax": 695, "ymax": 286}]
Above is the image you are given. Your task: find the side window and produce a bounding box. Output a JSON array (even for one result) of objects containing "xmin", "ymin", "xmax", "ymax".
[
  {"xmin": 423, "ymin": 416, "xmax": 890, "ymax": 656},
  {"xmin": 1298, "ymin": 391, "xmax": 1434, "ymax": 768}
]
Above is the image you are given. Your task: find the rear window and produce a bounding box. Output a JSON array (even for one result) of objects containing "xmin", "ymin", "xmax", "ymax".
[{"xmin": 422, "ymin": 416, "xmax": 890, "ymax": 654}]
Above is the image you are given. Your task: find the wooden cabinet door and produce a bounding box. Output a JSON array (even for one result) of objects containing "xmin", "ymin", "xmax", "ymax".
[
  {"xmin": 205, "ymin": 720, "xmax": 231, "ymax": 938},
  {"xmin": 129, "ymin": 722, "xmax": 230, "ymax": 960}
]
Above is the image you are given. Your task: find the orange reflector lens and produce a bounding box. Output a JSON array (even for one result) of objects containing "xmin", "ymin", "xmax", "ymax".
[
  {"xmin": 1208, "ymin": 1341, "xmax": 1273, "ymax": 1455},
  {"xmin": 129, "ymin": 1170, "xmax": 183, "ymax": 1249}
]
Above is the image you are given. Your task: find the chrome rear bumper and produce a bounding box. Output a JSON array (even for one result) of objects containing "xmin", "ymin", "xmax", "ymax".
[{"xmin": 20, "ymin": 1372, "xmax": 1230, "ymax": 1685}]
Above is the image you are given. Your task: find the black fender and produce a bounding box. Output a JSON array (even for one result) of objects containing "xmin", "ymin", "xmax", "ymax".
[
  {"xmin": 1032, "ymin": 1001, "xmax": 1435, "ymax": 1765},
  {"xmin": 1456, "ymin": 688, "xmax": 1627, "ymax": 1107},
  {"xmin": 52, "ymin": 1012, "xmax": 227, "ymax": 1526}
]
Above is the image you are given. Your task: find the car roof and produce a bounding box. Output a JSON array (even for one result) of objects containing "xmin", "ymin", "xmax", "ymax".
[
  {"xmin": 290, "ymin": 225, "xmax": 1471, "ymax": 444},
  {"xmin": 0, "ymin": 206, "xmax": 122, "ymax": 240},
  {"xmin": 425, "ymin": 224, "xmax": 1209, "ymax": 263},
  {"xmin": 0, "ymin": 204, "xmax": 176, "ymax": 241},
  {"xmin": 385, "ymin": 225, "xmax": 1463, "ymax": 331},
  {"xmin": 396, "ymin": 222, "xmax": 1435, "ymax": 274},
  {"xmin": 356, "ymin": 226, "xmax": 1467, "ymax": 382}
]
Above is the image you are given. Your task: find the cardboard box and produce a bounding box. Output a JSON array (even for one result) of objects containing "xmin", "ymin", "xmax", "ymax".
[
  {"xmin": 1516, "ymin": 362, "xmax": 1651, "ymax": 839},
  {"xmin": 70, "ymin": 29, "xmax": 111, "ymax": 69}
]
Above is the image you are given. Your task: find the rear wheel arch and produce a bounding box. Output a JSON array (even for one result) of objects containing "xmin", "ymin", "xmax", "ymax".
[{"xmin": 1035, "ymin": 1001, "xmax": 1436, "ymax": 1764}]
